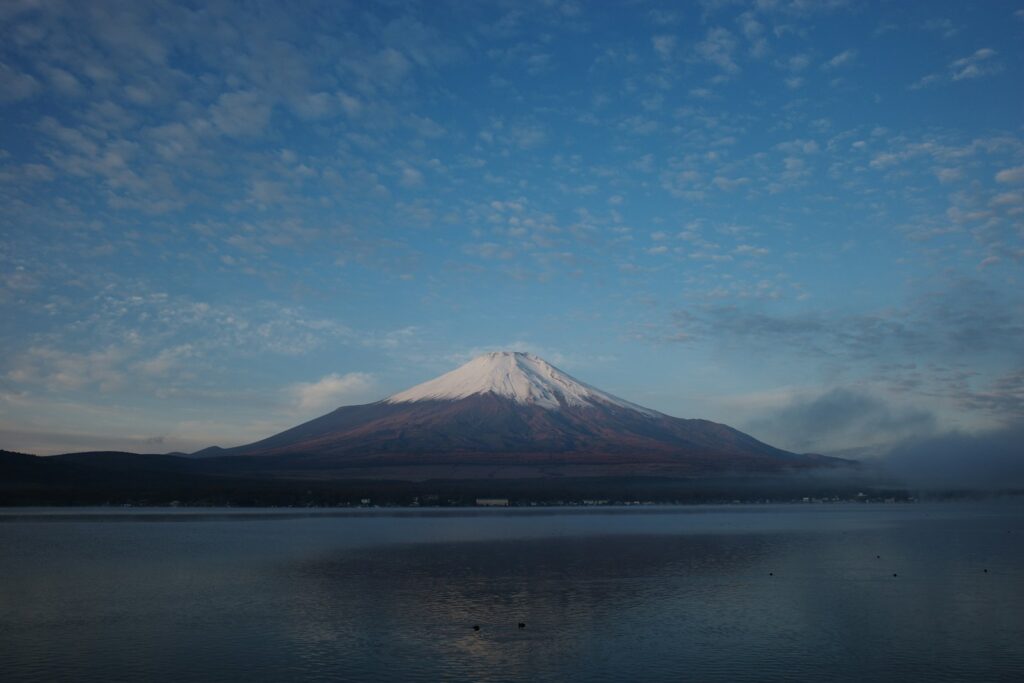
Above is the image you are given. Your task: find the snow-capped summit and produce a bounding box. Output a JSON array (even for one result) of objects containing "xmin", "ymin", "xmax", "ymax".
[
  {"xmin": 386, "ymin": 351, "xmax": 657, "ymax": 414},
  {"xmin": 215, "ymin": 351, "xmax": 846, "ymax": 478}
]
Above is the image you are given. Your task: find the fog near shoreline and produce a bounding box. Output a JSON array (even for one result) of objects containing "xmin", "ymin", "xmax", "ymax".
[{"xmin": 873, "ymin": 425, "xmax": 1024, "ymax": 490}]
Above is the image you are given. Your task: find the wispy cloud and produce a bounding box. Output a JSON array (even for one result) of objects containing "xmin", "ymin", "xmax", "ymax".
[
  {"xmin": 821, "ymin": 49, "xmax": 857, "ymax": 70},
  {"xmin": 911, "ymin": 48, "xmax": 1001, "ymax": 88},
  {"xmin": 1, "ymin": 0, "xmax": 1021, "ymax": 455},
  {"xmin": 290, "ymin": 372, "xmax": 376, "ymax": 412},
  {"xmin": 695, "ymin": 27, "xmax": 739, "ymax": 76},
  {"xmin": 651, "ymin": 35, "xmax": 676, "ymax": 61},
  {"xmin": 995, "ymin": 166, "xmax": 1024, "ymax": 184},
  {"xmin": 744, "ymin": 388, "xmax": 937, "ymax": 455}
]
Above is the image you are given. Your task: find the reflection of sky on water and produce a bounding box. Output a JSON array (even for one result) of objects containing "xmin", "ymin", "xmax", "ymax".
[
  {"xmin": 274, "ymin": 507, "xmax": 1024, "ymax": 681},
  {"xmin": 283, "ymin": 534, "xmax": 771, "ymax": 681},
  {"xmin": 1, "ymin": 504, "xmax": 1022, "ymax": 682}
]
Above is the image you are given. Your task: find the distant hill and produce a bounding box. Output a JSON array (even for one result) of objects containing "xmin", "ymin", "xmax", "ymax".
[{"xmin": 1, "ymin": 353, "xmax": 857, "ymax": 504}]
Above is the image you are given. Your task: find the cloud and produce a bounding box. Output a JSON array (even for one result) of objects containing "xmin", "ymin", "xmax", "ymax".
[
  {"xmin": 744, "ymin": 388, "xmax": 937, "ymax": 455},
  {"xmin": 7, "ymin": 345, "xmax": 133, "ymax": 392},
  {"xmin": 1, "ymin": 285, "xmax": 369, "ymax": 404},
  {"xmin": 406, "ymin": 114, "xmax": 445, "ymax": 139},
  {"xmin": 737, "ymin": 12, "xmax": 768, "ymax": 58},
  {"xmin": 248, "ymin": 179, "xmax": 287, "ymax": 206},
  {"xmin": 340, "ymin": 46, "xmax": 412, "ymax": 93},
  {"xmin": 652, "ymin": 35, "xmax": 676, "ymax": 61},
  {"xmin": 664, "ymin": 277, "xmax": 1024, "ymax": 422},
  {"xmin": 711, "ymin": 175, "xmax": 749, "ymax": 191},
  {"xmin": 398, "ymin": 165, "xmax": 424, "ymax": 187},
  {"xmin": 0, "ymin": 0, "xmax": 1020, "ymax": 460},
  {"xmin": 0, "ymin": 62, "xmax": 41, "ymax": 102},
  {"xmin": 524, "ymin": 52, "xmax": 552, "ymax": 75},
  {"xmin": 290, "ymin": 91, "xmax": 335, "ymax": 120},
  {"xmin": 38, "ymin": 65, "xmax": 83, "ymax": 97},
  {"xmin": 734, "ymin": 244, "xmax": 769, "ymax": 256},
  {"xmin": 995, "ymin": 166, "xmax": 1024, "ymax": 184},
  {"xmin": 912, "ymin": 48, "xmax": 1001, "ymax": 88},
  {"xmin": 290, "ymin": 372, "xmax": 375, "ymax": 412},
  {"xmin": 378, "ymin": 14, "xmax": 462, "ymax": 70},
  {"xmin": 786, "ymin": 54, "xmax": 811, "ymax": 71},
  {"xmin": 463, "ymin": 242, "xmax": 515, "ymax": 260},
  {"xmin": 956, "ymin": 369, "xmax": 1024, "ymax": 422},
  {"xmin": 695, "ymin": 27, "xmax": 739, "ymax": 75},
  {"xmin": 511, "ymin": 124, "xmax": 546, "ymax": 149},
  {"xmin": 135, "ymin": 344, "xmax": 195, "ymax": 377},
  {"xmin": 950, "ymin": 48, "xmax": 999, "ymax": 80},
  {"xmin": 210, "ymin": 91, "xmax": 273, "ymax": 137},
  {"xmin": 670, "ymin": 279, "xmax": 1023, "ymax": 365},
  {"xmin": 881, "ymin": 425, "xmax": 1024, "ymax": 489},
  {"xmin": 922, "ymin": 18, "xmax": 960, "ymax": 39},
  {"xmin": 821, "ymin": 49, "xmax": 856, "ymax": 70},
  {"xmin": 935, "ymin": 167, "xmax": 963, "ymax": 184}
]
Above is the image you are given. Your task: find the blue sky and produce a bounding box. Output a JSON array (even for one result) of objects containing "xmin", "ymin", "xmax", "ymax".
[{"xmin": 1, "ymin": 0, "xmax": 1022, "ymax": 458}]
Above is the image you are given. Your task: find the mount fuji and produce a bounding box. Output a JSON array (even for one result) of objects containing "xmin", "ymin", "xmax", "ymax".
[{"xmin": 208, "ymin": 352, "xmax": 844, "ymax": 479}]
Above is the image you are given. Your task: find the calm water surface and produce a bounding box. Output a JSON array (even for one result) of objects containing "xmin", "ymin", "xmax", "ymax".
[{"xmin": 1, "ymin": 503, "xmax": 1023, "ymax": 682}]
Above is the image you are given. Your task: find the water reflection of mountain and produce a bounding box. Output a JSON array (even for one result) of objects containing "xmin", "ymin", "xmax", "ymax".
[
  {"xmin": 281, "ymin": 534, "xmax": 770, "ymax": 681},
  {"xmin": 3, "ymin": 508, "xmax": 1022, "ymax": 681},
  {"xmin": 273, "ymin": 516, "xmax": 1024, "ymax": 682}
]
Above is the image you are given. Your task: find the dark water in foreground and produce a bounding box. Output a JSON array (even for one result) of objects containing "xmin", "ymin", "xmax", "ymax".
[{"xmin": 1, "ymin": 504, "xmax": 1023, "ymax": 682}]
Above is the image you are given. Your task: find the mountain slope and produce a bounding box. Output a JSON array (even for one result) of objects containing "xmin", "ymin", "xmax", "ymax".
[{"xmin": 214, "ymin": 352, "xmax": 842, "ymax": 477}]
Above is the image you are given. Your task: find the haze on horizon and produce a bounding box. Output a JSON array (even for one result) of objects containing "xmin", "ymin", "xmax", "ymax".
[{"xmin": 1, "ymin": 1, "xmax": 1022, "ymax": 484}]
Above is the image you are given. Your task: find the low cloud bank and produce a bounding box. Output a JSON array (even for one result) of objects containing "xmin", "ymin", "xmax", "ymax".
[
  {"xmin": 745, "ymin": 388, "xmax": 936, "ymax": 456},
  {"xmin": 879, "ymin": 424, "xmax": 1024, "ymax": 490},
  {"xmin": 744, "ymin": 387, "xmax": 1024, "ymax": 490}
]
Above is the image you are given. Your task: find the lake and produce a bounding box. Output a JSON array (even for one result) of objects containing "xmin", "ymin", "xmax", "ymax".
[{"xmin": 1, "ymin": 503, "xmax": 1022, "ymax": 682}]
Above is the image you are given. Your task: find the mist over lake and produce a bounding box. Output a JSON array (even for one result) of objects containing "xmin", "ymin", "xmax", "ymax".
[{"xmin": 2, "ymin": 504, "xmax": 1022, "ymax": 682}]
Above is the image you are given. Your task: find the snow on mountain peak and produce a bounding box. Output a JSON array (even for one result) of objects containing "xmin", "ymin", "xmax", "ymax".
[{"xmin": 386, "ymin": 351, "xmax": 658, "ymax": 414}]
